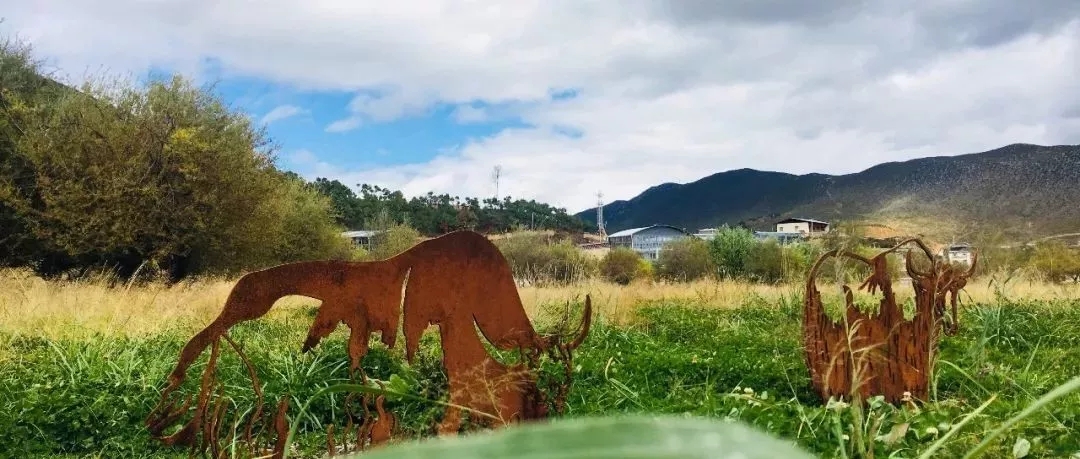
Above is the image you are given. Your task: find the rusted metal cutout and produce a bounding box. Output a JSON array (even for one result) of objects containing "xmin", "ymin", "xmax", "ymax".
[
  {"xmin": 145, "ymin": 230, "xmax": 593, "ymax": 457},
  {"xmin": 802, "ymin": 239, "xmax": 976, "ymax": 405}
]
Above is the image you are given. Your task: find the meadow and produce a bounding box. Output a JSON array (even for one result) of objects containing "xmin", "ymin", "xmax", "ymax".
[{"xmin": 1, "ymin": 268, "xmax": 1079, "ymax": 458}]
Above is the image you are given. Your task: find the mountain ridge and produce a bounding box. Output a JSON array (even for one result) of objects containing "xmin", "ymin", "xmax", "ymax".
[{"xmin": 576, "ymin": 143, "xmax": 1080, "ymax": 242}]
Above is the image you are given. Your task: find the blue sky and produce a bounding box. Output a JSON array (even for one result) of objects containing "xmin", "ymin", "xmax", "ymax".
[
  {"xmin": 5, "ymin": 1, "xmax": 1079, "ymax": 212},
  {"xmin": 183, "ymin": 65, "xmax": 533, "ymax": 178}
]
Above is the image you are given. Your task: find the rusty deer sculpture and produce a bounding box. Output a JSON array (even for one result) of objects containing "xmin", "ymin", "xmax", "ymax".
[{"xmin": 146, "ymin": 230, "xmax": 592, "ymax": 457}]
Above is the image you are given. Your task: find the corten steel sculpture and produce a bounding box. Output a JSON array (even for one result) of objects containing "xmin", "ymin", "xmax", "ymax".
[
  {"xmin": 145, "ymin": 230, "xmax": 593, "ymax": 457},
  {"xmin": 933, "ymin": 259, "xmax": 976, "ymax": 336},
  {"xmin": 802, "ymin": 239, "xmax": 976, "ymax": 405}
]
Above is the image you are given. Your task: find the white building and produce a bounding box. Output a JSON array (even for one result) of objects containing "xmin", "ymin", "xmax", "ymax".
[
  {"xmin": 606, "ymin": 224, "xmax": 691, "ymax": 261},
  {"xmin": 693, "ymin": 228, "xmax": 719, "ymax": 240},
  {"xmin": 774, "ymin": 218, "xmax": 830, "ymax": 235}
]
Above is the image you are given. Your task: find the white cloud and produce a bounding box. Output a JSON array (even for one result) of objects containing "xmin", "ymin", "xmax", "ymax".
[
  {"xmin": 451, "ymin": 105, "xmax": 488, "ymax": 124},
  {"xmin": 325, "ymin": 117, "xmax": 363, "ymax": 133},
  {"xmin": 259, "ymin": 104, "xmax": 306, "ymax": 124},
  {"xmin": 325, "ymin": 87, "xmax": 436, "ymax": 132},
  {"xmin": 4, "ymin": 1, "xmax": 1080, "ymax": 212}
]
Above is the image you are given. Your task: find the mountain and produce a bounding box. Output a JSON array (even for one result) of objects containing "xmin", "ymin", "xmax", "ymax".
[{"xmin": 576, "ymin": 143, "xmax": 1080, "ymax": 242}]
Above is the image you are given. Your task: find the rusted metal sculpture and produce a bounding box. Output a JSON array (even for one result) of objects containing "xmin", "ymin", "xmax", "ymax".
[
  {"xmin": 933, "ymin": 259, "xmax": 976, "ymax": 336},
  {"xmin": 802, "ymin": 239, "xmax": 976, "ymax": 405},
  {"xmin": 145, "ymin": 230, "xmax": 592, "ymax": 457}
]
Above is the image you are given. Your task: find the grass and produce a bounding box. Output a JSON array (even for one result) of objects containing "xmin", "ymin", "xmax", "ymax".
[
  {"xmin": 5, "ymin": 267, "xmax": 1078, "ymax": 337},
  {"xmin": 1, "ymin": 268, "xmax": 1079, "ymax": 458}
]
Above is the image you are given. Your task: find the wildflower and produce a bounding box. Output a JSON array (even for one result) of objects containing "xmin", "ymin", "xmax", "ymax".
[{"xmin": 925, "ymin": 427, "xmax": 939, "ymax": 436}]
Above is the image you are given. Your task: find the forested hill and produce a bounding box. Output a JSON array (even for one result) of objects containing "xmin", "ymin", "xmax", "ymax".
[
  {"xmin": 575, "ymin": 143, "xmax": 1080, "ymax": 241},
  {"xmin": 310, "ymin": 179, "xmax": 590, "ymax": 236}
]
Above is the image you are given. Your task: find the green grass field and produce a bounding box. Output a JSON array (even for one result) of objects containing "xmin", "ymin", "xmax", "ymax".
[{"xmin": 2, "ymin": 283, "xmax": 1078, "ymax": 458}]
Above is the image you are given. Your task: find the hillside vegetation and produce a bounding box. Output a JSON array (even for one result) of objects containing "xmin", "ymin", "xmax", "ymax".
[{"xmin": 579, "ymin": 143, "xmax": 1080, "ymax": 242}]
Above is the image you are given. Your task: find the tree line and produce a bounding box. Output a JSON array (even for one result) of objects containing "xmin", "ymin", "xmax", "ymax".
[{"xmin": 310, "ymin": 178, "xmax": 589, "ymax": 236}]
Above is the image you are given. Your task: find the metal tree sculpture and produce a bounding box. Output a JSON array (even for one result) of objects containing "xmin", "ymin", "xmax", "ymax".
[
  {"xmin": 145, "ymin": 230, "xmax": 592, "ymax": 457},
  {"xmin": 802, "ymin": 239, "xmax": 976, "ymax": 405}
]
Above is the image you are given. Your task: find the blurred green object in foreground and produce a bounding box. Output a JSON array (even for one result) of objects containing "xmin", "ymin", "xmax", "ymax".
[{"xmin": 343, "ymin": 414, "xmax": 815, "ymax": 459}]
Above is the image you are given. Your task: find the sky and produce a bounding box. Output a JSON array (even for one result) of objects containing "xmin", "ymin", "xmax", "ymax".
[{"xmin": 4, "ymin": 1, "xmax": 1080, "ymax": 214}]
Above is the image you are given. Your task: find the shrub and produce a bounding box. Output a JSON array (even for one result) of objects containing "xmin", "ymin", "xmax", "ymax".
[
  {"xmin": 707, "ymin": 226, "xmax": 756, "ymax": 279},
  {"xmin": 494, "ymin": 231, "xmax": 595, "ymax": 285},
  {"xmin": 364, "ymin": 224, "xmax": 423, "ymax": 261},
  {"xmin": 0, "ymin": 42, "xmax": 351, "ymax": 280},
  {"xmin": 745, "ymin": 238, "xmax": 785, "ymax": 283},
  {"xmin": 1028, "ymin": 240, "xmax": 1080, "ymax": 283},
  {"xmin": 656, "ymin": 237, "xmax": 714, "ymax": 282},
  {"xmin": 637, "ymin": 257, "xmax": 655, "ymax": 282},
  {"xmin": 600, "ymin": 247, "xmax": 644, "ymax": 285}
]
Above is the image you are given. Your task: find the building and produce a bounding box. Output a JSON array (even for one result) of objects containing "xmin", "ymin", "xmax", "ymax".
[
  {"xmin": 774, "ymin": 218, "xmax": 830, "ymax": 235},
  {"xmin": 693, "ymin": 228, "xmax": 719, "ymax": 241},
  {"xmin": 942, "ymin": 243, "xmax": 974, "ymax": 266},
  {"xmin": 606, "ymin": 224, "xmax": 691, "ymax": 261},
  {"xmin": 341, "ymin": 230, "xmax": 384, "ymax": 250}
]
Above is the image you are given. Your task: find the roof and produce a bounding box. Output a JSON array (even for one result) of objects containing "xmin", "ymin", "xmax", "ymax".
[
  {"xmin": 341, "ymin": 230, "xmax": 383, "ymax": 238},
  {"xmin": 775, "ymin": 217, "xmax": 830, "ymax": 225},
  {"xmin": 607, "ymin": 224, "xmax": 689, "ymax": 238}
]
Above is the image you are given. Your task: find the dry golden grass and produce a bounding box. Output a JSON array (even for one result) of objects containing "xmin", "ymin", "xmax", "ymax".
[
  {"xmin": 0, "ymin": 268, "xmax": 316, "ymax": 339},
  {"xmin": 2, "ymin": 267, "xmax": 1078, "ymax": 339}
]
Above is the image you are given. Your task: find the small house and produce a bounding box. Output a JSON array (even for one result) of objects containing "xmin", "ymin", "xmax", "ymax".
[
  {"xmin": 775, "ymin": 218, "xmax": 830, "ymax": 235},
  {"xmin": 606, "ymin": 224, "xmax": 691, "ymax": 261}
]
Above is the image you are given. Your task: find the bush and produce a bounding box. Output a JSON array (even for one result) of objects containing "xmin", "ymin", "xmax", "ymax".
[
  {"xmin": 365, "ymin": 224, "xmax": 423, "ymax": 261},
  {"xmin": 494, "ymin": 231, "xmax": 595, "ymax": 285},
  {"xmin": 656, "ymin": 237, "xmax": 714, "ymax": 282},
  {"xmin": 600, "ymin": 247, "xmax": 644, "ymax": 285},
  {"xmin": 1028, "ymin": 240, "xmax": 1080, "ymax": 283},
  {"xmin": 744, "ymin": 239, "xmax": 785, "ymax": 283},
  {"xmin": 0, "ymin": 41, "xmax": 352, "ymax": 280},
  {"xmin": 707, "ymin": 226, "xmax": 756, "ymax": 279}
]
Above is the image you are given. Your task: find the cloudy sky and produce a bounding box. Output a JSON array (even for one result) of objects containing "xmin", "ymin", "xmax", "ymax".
[{"xmin": 4, "ymin": 1, "xmax": 1079, "ymax": 213}]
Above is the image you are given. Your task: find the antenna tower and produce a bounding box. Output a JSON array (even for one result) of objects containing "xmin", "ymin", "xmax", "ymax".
[
  {"xmin": 597, "ymin": 191, "xmax": 607, "ymax": 239},
  {"xmin": 492, "ymin": 165, "xmax": 502, "ymax": 201}
]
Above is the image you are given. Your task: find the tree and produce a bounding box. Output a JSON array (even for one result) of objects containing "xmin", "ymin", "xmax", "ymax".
[
  {"xmin": 600, "ymin": 246, "xmax": 644, "ymax": 285},
  {"xmin": 0, "ymin": 46, "xmax": 352, "ymax": 280},
  {"xmin": 707, "ymin": 225, "xmax": 756, "ymax": 279},
  {"xmin": 656, "ymin": 237, "xmax": 714, "ymax": 282},
  {"xmin": 0, "ymin": 37, "xmax": 69, "ymax": 270},
  {"xmin": 312, "ymin": 178, "xmax": 363, "ymax": 229}
]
